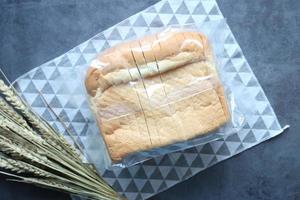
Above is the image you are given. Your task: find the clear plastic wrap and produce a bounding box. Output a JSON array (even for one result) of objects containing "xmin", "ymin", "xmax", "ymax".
[{"xmin": 84, "ymin": 20, "xmax": 245, "ymax": 167}]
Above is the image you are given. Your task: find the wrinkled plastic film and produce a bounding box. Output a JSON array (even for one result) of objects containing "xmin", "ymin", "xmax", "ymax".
[
  {"xmin": 90, "ymin": 47, "xmax": 154, "ymax": 161},
  {"xmin": 152, "ymin": 33, "xmax": 190, "ymax": 143},
  {"xmin": 84, "ymin": 20, "xmax": 245, "ymax": 167},
  {"xmin": 138, "ymin": 34, "xmax": 188, "ymax": 143}
]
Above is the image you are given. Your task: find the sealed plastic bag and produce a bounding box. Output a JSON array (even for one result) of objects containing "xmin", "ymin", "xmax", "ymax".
[{"xmin": 83, "ymin": 20, "xmax": 245, "ymax": 167}]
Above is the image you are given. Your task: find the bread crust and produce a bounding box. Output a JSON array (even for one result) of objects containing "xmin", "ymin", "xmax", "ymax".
[
  {"xmin": 85, "ymin": 30, "xmax": 230, "ymax": 162},
  {"xmin": 85, "ymin": 31, "xmax": 209, "ymax": 96}
]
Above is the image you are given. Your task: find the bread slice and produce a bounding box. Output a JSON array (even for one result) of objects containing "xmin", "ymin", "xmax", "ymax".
[
  {"xmin": 140, "ymin": 34, "xmax": 187, "ymax": 143},
  {"xmin": 100, "ymin": 77, "xmax": 226, "ymax": 161},
  {"xmin": 85, "ymin": 30, "xmax": 230, "ymax": 162}
]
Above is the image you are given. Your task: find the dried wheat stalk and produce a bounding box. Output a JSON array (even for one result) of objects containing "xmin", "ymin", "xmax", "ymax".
[
  {"xmin": 0, "ymin": 79, "xmax": 123, "ymax": 200},
  {"xmin": 0, "ymin": 80, "xmax": 79, "ymax": 158}
]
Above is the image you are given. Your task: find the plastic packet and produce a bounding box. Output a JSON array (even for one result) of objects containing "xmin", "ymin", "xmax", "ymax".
[{"xmin": 79, "ymin": 19, "xmax": 245, "ymax": 168}]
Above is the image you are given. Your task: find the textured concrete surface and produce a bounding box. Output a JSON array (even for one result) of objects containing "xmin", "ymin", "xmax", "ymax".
[{"xmin": 0, "ymin": 0, "xmax": 299, "ymax": 200}]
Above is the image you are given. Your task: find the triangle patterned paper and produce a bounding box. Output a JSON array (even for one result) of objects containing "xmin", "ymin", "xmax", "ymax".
[{"xmin": 13, "ymin": 0, "xmax": 285, "ymax": 200}]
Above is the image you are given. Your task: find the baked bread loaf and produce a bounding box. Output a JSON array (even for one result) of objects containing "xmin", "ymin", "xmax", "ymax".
[{"xmin": 85, "ymin": 30, "xmax": 230, "ymax": 162}]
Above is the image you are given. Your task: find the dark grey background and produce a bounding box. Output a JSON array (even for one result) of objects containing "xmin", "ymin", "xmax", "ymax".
[{"xmin": 0, "ymin": 0, "xmax": 299, "ymax": 199}]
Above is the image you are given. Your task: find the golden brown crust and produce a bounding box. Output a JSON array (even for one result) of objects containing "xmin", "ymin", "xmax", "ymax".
[
  {"xmin": 85, "ymin": 31, "xmax": 209, "ymax": 96},
  {"xmin": 85, "ymin": 30, "xmax": 230, "ymax": 162}
]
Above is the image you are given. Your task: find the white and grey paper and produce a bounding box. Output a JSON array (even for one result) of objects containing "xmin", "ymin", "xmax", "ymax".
[{"xmin": 13, "ymin": 0, "xmax": 287, "ymax": 199}]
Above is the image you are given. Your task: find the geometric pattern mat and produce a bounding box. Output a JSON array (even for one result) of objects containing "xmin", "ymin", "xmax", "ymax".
[{"xmin": 13, "ymin": 0, "xmax": 286, "ymax": 199}]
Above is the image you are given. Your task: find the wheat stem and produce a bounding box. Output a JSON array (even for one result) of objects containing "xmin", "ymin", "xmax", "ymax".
[
  {"xmin": 0, "ymin": 117, "xmax": 111, "ymax": 191},
  {"xmin": 0, "ymin": 155, "xmax": 52, "ymax": 177},
  {"xmin": 0, "ymin": 135, "xmax": 116, "ymax": 197},
  {"xmin": 0, "ymin": 80, "xmax": 79, "ymax": 158},
  {"xmin": 0, "ymin": 119, "xmax": 113, "ymax": 194},
  {"xmin": 0, "ymin": 79, "xmax": 121, "ymax": 200},
  {"xmin": 0, "ymin": 98, "xmax": 30, "ymax": 129}
]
